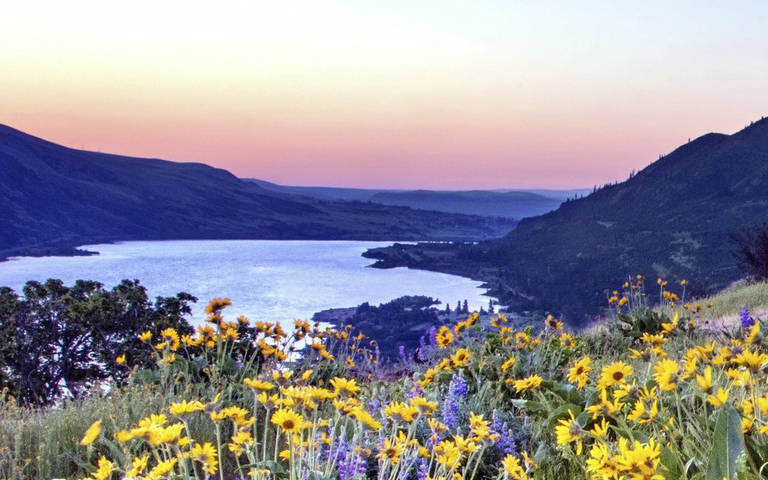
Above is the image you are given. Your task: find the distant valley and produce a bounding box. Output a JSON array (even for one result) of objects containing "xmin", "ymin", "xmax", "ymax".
[{"xmin": 245, "ymin": 178, "xmax": 589, "ymax": 219}]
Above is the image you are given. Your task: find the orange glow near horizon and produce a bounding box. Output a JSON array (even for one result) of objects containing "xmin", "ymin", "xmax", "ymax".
[{"xmin": 2, "ymin": 1, "xmax": 767, "ymax": 189}]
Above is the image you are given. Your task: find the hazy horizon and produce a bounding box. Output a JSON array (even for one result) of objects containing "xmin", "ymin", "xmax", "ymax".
[{"xmin": 3, "ymin": 1, "xmax": 767, "ymax": 189}]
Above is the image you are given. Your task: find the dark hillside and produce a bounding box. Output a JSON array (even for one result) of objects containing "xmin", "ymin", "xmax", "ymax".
[
  {"xmin": 0, "ymin": 124, "xmax": 516, "ymax": 260},
  {"xmin": 366, "ymin": 117, "xmax": 768, "ymax": 323},
  {"xmin": 493, "ymin": 117, "xmax": 768, "ymax": 320}
]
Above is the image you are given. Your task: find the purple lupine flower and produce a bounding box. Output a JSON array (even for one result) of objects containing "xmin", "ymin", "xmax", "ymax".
[
  {"xmin": 429, "ymin": 326, "xmax": 438, "ymax": 345},
  {"xmin": 336, "ymin": 437, "xmax": 354, "ymax": 480},
  {"xmin": 419, "ymin": 335, "xmax": 426, "ymax": 348},
  {"xmin": 409, "ymin": 381, "xmax": 422, "ymax": 399},
  {"xmin": 417, "ymin": 347, "xmax": 428, "ymax": 362},
  {"xmin": 450, "ymin": 375, "xmax": 467, "ymax": 397},
  {"xmin": 741, "ymin": 305, "xmax": 755, "ymax": 328},
  {"xmin": 335, "ymin": 436, "xmax": 348, "ymax": 462},
  {"xmin": 315, "ymin": 430, "xmax": 330, "ymax": 463},
  {"xmin": 399, "ymin": 345, "xmax": 407, "ymax": 363},
  {"xmin": 352, "ymin": 451, "xmax": 367, "ymax": 478},
  {"xmin": 416, "ymin": 459, "xmax": 429, "ymax": 480},
  {"xmin": 491, "ymin": 416, "xmax": 517, "ymax": 455},
  {"xmin": 440, "ymin": 374, "xmax": 467, "ymax": 430},
  {"xmin": 442, "ymin": 401, "xmax": 459, "ymax": 430}
]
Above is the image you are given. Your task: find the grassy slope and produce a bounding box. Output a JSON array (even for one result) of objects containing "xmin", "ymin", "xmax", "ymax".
[{"xmin": 694, "ymin": 280, "xmax": 768, "ymax": 322}]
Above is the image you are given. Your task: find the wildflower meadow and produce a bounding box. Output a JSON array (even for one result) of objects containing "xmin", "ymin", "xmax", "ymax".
[{"xmin": 2, "ymin": 277, "xmax": 768, "ymax": 480}]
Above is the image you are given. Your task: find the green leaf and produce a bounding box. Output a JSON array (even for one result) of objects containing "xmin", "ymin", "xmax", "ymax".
[
  {"xmin": 547, "ymin": 382, "xmax": 583, "ymax": 404},
  {"xmin": 510, "ymin": 399, "xmax": 545, "ymax": 415},
  {"xmin": 544, "ymin": 404, "xmax": 582, "ymax": 430},
  {"xmin": 706, "ymin": 403, "xmax": 746, "ymax": 480},
  {"xmin": 609, "ymin": 425, "xmax": 649, "ymax": 444},
  {"xmin": 659, "ymin": 445, "xmax": 683, "ymax": 480},
  {"xmin": 736, "ymin": 472, "xmax": 762, "ymax": 480},
  {"xmin": 253, "ymin": 460, "xmax": 289, "ymax": 479}
]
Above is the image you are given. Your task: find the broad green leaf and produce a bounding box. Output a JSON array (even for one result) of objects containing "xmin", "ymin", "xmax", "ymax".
[
  {"xmin": 706, "ymin": 403, "xmax": 746, "ymax": 480},
  {"xmin": 609, "ymin": 425, "xmax": 649, "ymax": 444},
  {"xmin": 547, "ymin": 382, "xmax": 583, "ymax": 404},
  {"xmin": 659, "ymin": 445, "xmax": 683, "ymax": 480},
  {"xmin": 544, "ymin": 404, "xmax": 582, "ymax": 430}
]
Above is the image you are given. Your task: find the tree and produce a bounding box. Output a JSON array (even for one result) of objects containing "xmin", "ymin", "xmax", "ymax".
[
  {"xmin": 732, "ymin": 223, "xmax": 768, "ymax": 281},
  {"xmin": 0, "ymin": 279, "xmax": 195, "ymax": 406}
]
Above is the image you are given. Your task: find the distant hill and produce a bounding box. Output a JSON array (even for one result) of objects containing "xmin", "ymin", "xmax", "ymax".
[
  {"xmin": 0, "ymin": 124, "xmax": 516, "ymax": 261},
  {"xmin": 245, "ymin": 178, "xmax": 588, "ymax": 219},
  {"xmin": 365, "ymin": 116, "xmax": 768, "ymax": 323}
]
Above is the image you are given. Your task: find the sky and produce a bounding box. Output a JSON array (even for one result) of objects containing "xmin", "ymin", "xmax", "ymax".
[{"xmin": 2, "ymin": 1, "xmax": 767, "ymax": 189}]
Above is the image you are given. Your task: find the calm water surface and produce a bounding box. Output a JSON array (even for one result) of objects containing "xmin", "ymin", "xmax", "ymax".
[{"xmin": 0, "ymin": 240, "xmax": 492, "ymax": 324}]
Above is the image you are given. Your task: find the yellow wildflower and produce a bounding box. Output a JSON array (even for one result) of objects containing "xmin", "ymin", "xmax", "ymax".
[
  {"xmin": 271, "ymin": 408, "xmax": 303, "ymax": 434},
  {"xmin": 436, "ymin": 326, "xmax": 454, "ymax": 348},
  {"xmin": 80, "ymin": 420, "xmax": 101, "ymax": 446},
  {"xmin": 192, "ymin": 442, "xmax": 218, "ymax": 475},
  {"xmin": 567, "ymin": 356, "xmax": 591, "ymax": 389},
  {"xmin": 330, "ymin": 377, "xmax": 360, "ymax": 398},
  {"xmin": 598, "ymin": 362, "xmax": 633, "ymax": 390},
  {"xmin": 126, "ymin": 455, "xmax": 148, "ymax": 478},
  {"xmin": 92, "ymin": 456, "xmax": 113, "ymax": 480},
  {"xmin": 169, "ymin": 400, "xmax": 205, "ymax": 416},
  {"xmin": 508, "ymin": 375, "xmax": 543, "ymax": 392},
  {"xmin": 653, "ymin": 358, "xmax": 681, "ymax": 391},
  {"xmin": 554, "ymin": 411, "xmax": 583, "ymax": 454},
  {"xmin": 377, "ymin": 438, "xmax": 404, "ymax": 465},
  {"xmin": 707, "ymin": 388, "xmax": 730, "ymax": 407}
]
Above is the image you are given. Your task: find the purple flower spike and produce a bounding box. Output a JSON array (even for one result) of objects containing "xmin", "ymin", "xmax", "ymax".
[{"xmin": 741, "ymin": 305, "xmax": 755, "ymax": 328}]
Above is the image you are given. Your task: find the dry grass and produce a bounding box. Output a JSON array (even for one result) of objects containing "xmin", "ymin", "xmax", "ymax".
[{"xmin": 692, "ymin": 280, "xmax": 768, "ymax": 326}]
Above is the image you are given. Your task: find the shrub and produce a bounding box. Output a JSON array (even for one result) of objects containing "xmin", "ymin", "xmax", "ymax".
[{"xmin": 732, "ymin": 222, "xmax": 768, "ymax": 281}]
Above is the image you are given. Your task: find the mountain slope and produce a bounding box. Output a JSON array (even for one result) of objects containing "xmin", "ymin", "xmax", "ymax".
[
  {"xmin": 368, "ymin": 190, "xmax": 563, "ymax": 219},
  {"xmin": 244, "ymin": 178, "xmax": 587, "ymax": 219},
  {"xmin": 0, "ymin": 124, "xmax": 516, "ymax": 260},
  {"xmin": 366, "ymin": 117, "xmax": 768, "ymax": 322}
]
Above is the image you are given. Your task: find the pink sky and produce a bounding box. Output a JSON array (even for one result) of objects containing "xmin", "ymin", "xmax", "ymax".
[{"xmin": 2, "ymin": 1, "xmax": 767, "ymax": 189}]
